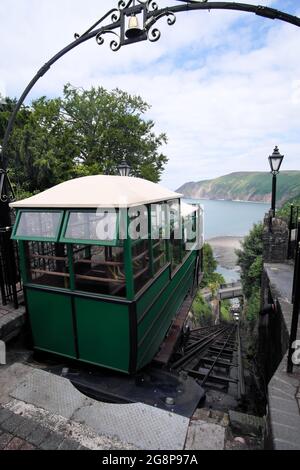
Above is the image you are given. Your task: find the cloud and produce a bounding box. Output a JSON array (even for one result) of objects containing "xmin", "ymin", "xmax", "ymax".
[{"xmin": 1, "ymin": 0, "xmax": 300, "ymax": 189}]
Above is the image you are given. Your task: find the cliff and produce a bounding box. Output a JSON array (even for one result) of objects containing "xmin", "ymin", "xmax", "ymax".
[{"xmin": 176, "ymin": 171, "xmax": 300, "ymax": 205}]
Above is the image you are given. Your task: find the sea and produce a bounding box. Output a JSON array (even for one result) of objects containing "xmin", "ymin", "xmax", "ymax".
[{"xmin": 185, "ymin": 198, "xmax": 269, "ymax": 282}]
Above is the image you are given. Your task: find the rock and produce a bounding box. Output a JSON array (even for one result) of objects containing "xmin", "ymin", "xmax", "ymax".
[{"xmin": 229, "ymin": 410, "xmax": 264, "ymax": 437}]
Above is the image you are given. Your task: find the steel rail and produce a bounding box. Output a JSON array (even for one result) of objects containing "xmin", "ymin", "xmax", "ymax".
[
  {"xmin": 199, "ymin": 325, "xmax": 236, "ymax": 387},
  {"xmin": 237, "ymin": 322, "xmax": 246, "ymax": 399},
  {"xmin": 181, "ymin": 325, "xmax": 229, "ymax": 354},
  {"xmin": 171, "ymin": 325, "xmax": 230, "ymax": 369}
]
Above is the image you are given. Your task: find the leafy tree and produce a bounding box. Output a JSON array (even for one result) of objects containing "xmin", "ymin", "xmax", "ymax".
[
  {"xmin": 220, "ymin": 301, "xmax": 232, "ymax": 322},
  {"xmin": 8, "ymin": 97, "xmax": 77, "ymax": 195},
  {"xmin": 245, "ymin": 289, "xmax": 261, "ymax": 322},
  {"xmin": 236, "ymin": 223, "xmax": 263, "ymax": 299},
  {"xmin": 201, "ymin": 243, "xmax": 218, "ymax": 287},
  {"xmin": 277, "ymin": 198, "xmax": 300, "ymax": 219},
  {"xmin": 192, "ymin": 243, "xmax": 228, "ymax": 326},
  {"xmin": 1, "ymin": 84, "xmax": 169, "ymax": 197},
  {"xmin": 208, "ymin": 280, "xmax": 219, "ymax": 298},
  {"xmin": 192, "ymin": 293, "xmax": 213, "ymax": 325},
  {"xmin": 0, "ymin": 97, "xmax": 31, "ymax": 173},
  {"xmin": 62, "ymin": 84, "xmax": 168, "ymax": 182}
]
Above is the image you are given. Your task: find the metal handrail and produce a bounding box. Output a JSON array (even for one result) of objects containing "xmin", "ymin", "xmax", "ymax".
[
  {"xmin": 287, "ymin": 205, "xmax": 300, "ymax": 260},
  {"xmin": 287, "ymin": 241, "xmax": 300, "ymax": 373}
]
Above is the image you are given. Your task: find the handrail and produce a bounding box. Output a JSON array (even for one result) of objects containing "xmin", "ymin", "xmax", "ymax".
[
  {"xmin": 287, "ymin": 240, "xmax": 300, "ymax": 373},
  {"xmin": 287, "ymin": 205, "xmax": 300, "ymax": 260}
]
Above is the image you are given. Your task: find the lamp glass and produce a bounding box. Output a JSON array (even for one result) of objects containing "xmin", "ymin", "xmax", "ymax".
[
  {"xmin": 269, "ymin": 155, "xmax": 283, "ymax": 173},
  {"xmin": 118, "ymin": 161, "xmax": 131, "ymax": 177}
]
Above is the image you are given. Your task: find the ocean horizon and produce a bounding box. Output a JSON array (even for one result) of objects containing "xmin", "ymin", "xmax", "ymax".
[{"xmin": 185, "ymin": 198, "xmax": 269, "ymax": 240}]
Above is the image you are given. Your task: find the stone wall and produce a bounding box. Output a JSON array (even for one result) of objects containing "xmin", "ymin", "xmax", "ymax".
[
  {"xmin": 259, "ymin": 270, "xmax": 289, "ymax": 383},
  {"xmin": 262, "ymin": 212, "xmax": 288, "ymax": 263}
]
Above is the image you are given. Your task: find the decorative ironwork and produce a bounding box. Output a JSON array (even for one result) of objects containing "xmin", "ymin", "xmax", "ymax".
[
  {"xmin": 74, "ymin": 0, "xmax": 177, "ymax": 51},
  {"xmin": 146, "ymin": 10, "xmax": 176, "ymax": 43},
  {"xmin": 0, "ymin": 170, "xmax": 15, "ymax": 204},
  {"xmin": 96, "ymin": 30, "xmax": 122, "ymax": 52}
]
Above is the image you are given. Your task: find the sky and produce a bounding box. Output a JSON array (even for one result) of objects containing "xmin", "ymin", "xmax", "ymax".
[{"xmin": 0, "ymin": 0, "xmax": 300, "ymax": 190}]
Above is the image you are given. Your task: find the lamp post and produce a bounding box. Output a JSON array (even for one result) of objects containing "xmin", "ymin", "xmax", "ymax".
[
  {"xmin": 118, "ymin": 160, "xmax": 131, "ymax": 177},
  {"xmin": 268, "ymin": 146, "xmax": 284, "ymax": 215}
]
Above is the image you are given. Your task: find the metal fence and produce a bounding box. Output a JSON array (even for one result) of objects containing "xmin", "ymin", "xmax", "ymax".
[
  {"xmin": 287, "ymin": 204, "xmax": 300, "ymax": 260},
  {"xmin": 0, "ymin": 208, "xmax": 21, "ymax": 309},
  {"xmin": 286, "ymin": 206, "xmax": 300, "ymax": 373},
  {"xmin": 287, "ymin": 235, "xmax": 300, "ymax": 373}
]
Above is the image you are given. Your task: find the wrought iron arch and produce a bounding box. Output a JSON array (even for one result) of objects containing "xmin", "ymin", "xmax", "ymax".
[{"xmin": 0, "ymin": 0, "xmax": 300, "ymax": 306}]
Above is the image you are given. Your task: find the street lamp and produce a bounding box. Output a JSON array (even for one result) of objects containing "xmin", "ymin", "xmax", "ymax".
[
  {"xmin": 268, "ymin": 145, "xmax": 284, "ymax": 214},
  {"xmin": 118, "ymin": 160, "xmax": 131, "ymax": 177}
]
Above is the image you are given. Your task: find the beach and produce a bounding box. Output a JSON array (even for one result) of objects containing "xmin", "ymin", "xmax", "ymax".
[{"xmin": 207, "ymin": 236, "xmax": 244, "ymax": 270}]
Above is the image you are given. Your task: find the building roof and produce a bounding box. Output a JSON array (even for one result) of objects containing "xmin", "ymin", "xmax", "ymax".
[{"xmin": 10, "ymin": 175, "xmax": 182, "ymax": 209}]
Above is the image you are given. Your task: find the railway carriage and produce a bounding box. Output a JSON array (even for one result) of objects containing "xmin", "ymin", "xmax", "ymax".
[{"xmin": 11, "ymin": 175, "xmax": 202, "ymax": 374}]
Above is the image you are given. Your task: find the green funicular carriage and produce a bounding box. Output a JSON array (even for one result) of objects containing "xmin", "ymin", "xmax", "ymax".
[{"xmin": 11, "ymin": 175, "xmax": 202, "ymax": 374}]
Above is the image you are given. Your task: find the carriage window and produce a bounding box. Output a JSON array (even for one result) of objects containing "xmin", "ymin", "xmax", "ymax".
[
  {"xmin": 183, "ymin": 213, "xmax": 197, "ymax": 254},
  {"xmin": 14, "ymin": 211, "xmax": 63, "ymax": 241},
  {"xmin": 153, "ymin": 239, "xmax": 167, "ymax": 274},
  {"xmin": 151, "ymin": 204, "xmax": 167, "ymax": 274},
  {"xmin": 63, "ymin": 210, "xmax": 118, "ymax": 245},
  {"xmin": 73, "ymin": 245, "xmax": 126, "ymax": 297},
  {"xmin": 132, "ymin": 239, "xmax": 152, "ymax": 293},
  {"xmin": 128, "ymin": 206, "xmax": 151, "ymax": 293},
  {"xmin": 169, "ymin": 200, "xmax": 182, "ymax": 272},
  {"xmin": 25, "ymin": 241, "xmax": 70, "ymax": 289}
]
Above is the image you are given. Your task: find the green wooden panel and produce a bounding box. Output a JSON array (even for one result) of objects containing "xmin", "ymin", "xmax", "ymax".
[
  {"xmin": 137, "ymin": 253, "xmax": 195, "ymax": 342},
  {"xmin": 138, "ymin": 270, "xmax": 194, "ymax": 369},
  {"xmin": 137, "ymin": 252, "xmax": 196, "ymax": 369},
  {"xmin": 26, "ymin": 289, "xmax": 76, "ymax": 358},
  {"xmin": 136, "ymin": 268, "xmax": 170, "ymax": 321},
  {"xmin": 75, "ymin": 297, "xmax": 130, "ymax": 373}
]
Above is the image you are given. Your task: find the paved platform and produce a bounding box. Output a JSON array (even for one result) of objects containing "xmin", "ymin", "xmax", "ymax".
[
  {"xmin": 264, "ymin": 263, "xmax": 294, "ymax": 303},
  {"xmin": 1, "ymin": 363, "xmax": 190, "ymax": 450},
  {"xmin": 0, "ymin": 357, "xmax": 265, "ymax": 450}
]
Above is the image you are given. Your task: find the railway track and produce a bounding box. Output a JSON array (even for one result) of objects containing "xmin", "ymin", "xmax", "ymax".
[{"xmin": 169, "ymin": 323, "xmax": 245, "ymax": 401}]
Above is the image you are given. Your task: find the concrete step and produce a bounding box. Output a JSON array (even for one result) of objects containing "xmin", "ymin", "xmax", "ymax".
[{"xmin": 0, "ymin": 305, "xmax": 26, "ymax": 343}]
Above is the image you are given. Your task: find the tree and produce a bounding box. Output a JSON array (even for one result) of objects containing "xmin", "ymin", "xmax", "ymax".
[
  {"xmin": 236, "ymin": 223, "xmax": 263, "ymax": 299},
  {"xmin": 1, "ymin": 84, "xmax": 169, "ymax": 197},
  {"xmin": 200, "ymin": 243, "xmax": 218, "ymax": 287},
  {"xmin": 192, "ymin": 292, "xmax": 213, "ymax": 326},
  {"xmin": 245, "ymin": 289, "xmax": 261, "ymax": 322},
  {"xmin": 62, "ymin": 84, "xmax": 168, "ymax": 182}
]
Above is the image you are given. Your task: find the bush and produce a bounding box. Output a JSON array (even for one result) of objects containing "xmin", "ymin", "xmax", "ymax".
[
  {"xmin": 220, "ymin": 300, "xmax": 232, "ymax": 322},
  {"xmin": 245, "ymin": 289, "xmax": 261, "ymax": 323},
  {"xmin": 201, "ymin": 243, "xmax": 218, "ymax": 287},
  {"xmin": 192, "ymin": 293, "xmax": 213, "ymax": 325},
  {"xmin": 236, "ymin": 223, "xmax": 263, "ymax": 299}
]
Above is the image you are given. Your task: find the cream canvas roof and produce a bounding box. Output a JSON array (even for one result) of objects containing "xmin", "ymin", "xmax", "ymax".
[{"xmin": 10, "ymin": 175, "xmax": 182, "ymax": 209}]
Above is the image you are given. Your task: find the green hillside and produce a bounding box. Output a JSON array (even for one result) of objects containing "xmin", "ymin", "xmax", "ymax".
[{"xmin": 177, "ymin": 171, "xmax": 300, "ymax": 205}]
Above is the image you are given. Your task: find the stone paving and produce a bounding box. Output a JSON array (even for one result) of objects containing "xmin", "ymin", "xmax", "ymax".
[
  {"xmin": 0, "ymin": 406, "xmax": 89, "ymax": 450},
  {"xmin": 0, "ymin": 362, "xmax": 190, "ymax": 450},
  {"xmin": 0, "ymin": 304, "xmax": 26, "ymax": 342},
  {"xmin": 0, "ymin": 357, "xmax": 266, "ymax": 451}
]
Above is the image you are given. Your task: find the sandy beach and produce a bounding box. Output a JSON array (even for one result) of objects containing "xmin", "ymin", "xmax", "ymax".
[{"xmin": 207, "ymin": 236, "xmax": 244, "ymax": 270}]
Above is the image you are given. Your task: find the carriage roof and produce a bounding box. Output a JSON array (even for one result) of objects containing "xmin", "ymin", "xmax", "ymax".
[{"xmin": 10, "ymin": 175, "xmax": 182, "ymax": 209}]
